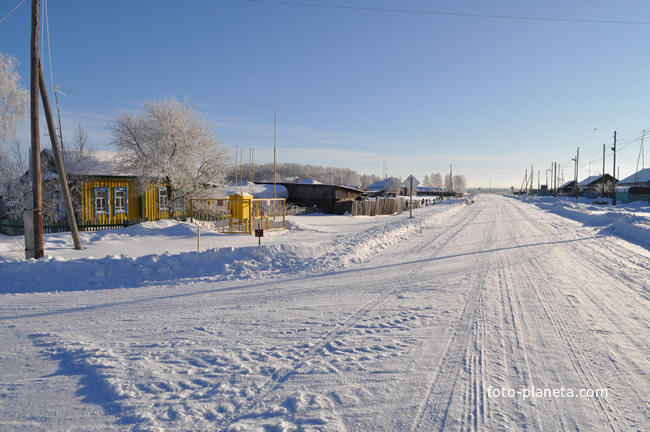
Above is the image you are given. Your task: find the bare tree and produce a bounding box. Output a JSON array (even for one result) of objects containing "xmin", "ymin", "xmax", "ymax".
[
  {"xmin": 109, "ymin": 97, "xmax": 229, "ymax": 212},
  {"xmin": 63, "ymin": 123, "xmax": 95, "ymax": 172},
  {"xmin": 0, "ymin": 53, "xmax": 28, "ymax": 149},
  {"xmin": 0, "ymin": 141, "xmax": 29, "ymax": 219}
]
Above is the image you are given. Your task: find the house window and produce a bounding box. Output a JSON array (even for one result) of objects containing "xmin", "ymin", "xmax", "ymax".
[
  {"xmin": 114, "ymin": 187, "xmax": 128, "ymax": 214},
  {"xmin": 174, "ymin": 197, "xmax": 185, "ymax": 215},
  {"xmin": 94, "ymin": 188, "xmax": 109, "ymax": 216},
  {"xmin": 158, "ymin": 187, "xmax": 168, "ymax": 212}
]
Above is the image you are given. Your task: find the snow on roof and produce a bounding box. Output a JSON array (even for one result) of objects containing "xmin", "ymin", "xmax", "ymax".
[
  {"xmin": 619, "ymin": 168, "xmax": 650, "ymax": 184},
  {"xmin": 578, "ymin": 175, "xmax": 604, "ymax": 186},
  {"xmin": 299, "ymin": 178, "xmax": 322, "ymax": 184},
  {"xmin": 223, "ymin": 183, "xmax": 289, "ymax": 199},
  {"xmin": 417, "ymin": 186, "xmax": 442, "ymax": 192},
  {"xmin": 559, "ymin": 180, "xmax": 576, "ymax": 189},
  {"xmin": 367, "ymin": 177, "xmax": 401, "ymax": 191},
  {"xmin": 65, "ymin": 150, "xmax": 135, "ymax": 177}
]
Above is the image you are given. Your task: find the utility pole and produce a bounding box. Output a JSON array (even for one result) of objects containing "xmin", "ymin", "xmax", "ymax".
[
  {"xmin": 522, "ymin": 169, "xmax": 528, "ymax": 194},
  {"xmin": 601, "ymin": 144, "xmax": 606, "ymax": 198},
  {"xmin": 537, "ymin": 169, "xmax": 540, "ymax": 190},
  {"xmin": 273, "ymin": 98, "xmax": 277, "ymax": 199},
  {"xmin": 26, "ymin": 0, "xmax": 43, "ymax": 259},
  {"xmin": 634, "ymin": 130, "xmax": 645, "ymax": 185},
  {"xmin": 38, "ymin": 64, "xmax": 82, "ymax": 250},
  {"xmin": 449, "ymin": 164, "xmax": 453, "ymax": 194},
  {"xmin": 612, "ymin": 131, "xmax": 617, "ymax": 205},
  {"xmin": 545, "ymin": 169, "xmax": 549, "ymax": 189},
  {"xmin": 553, "ymin": 162, "xmax": 556, "ymax": 194},
  {"xmin": 573, "ymin": 147, "xmax": 579, "ymax": 198}
]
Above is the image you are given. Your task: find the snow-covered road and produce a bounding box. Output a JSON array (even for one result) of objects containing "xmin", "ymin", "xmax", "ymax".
[{"xmin": 1, "ymin": 194, "xmax": 648, "ymax": 431}]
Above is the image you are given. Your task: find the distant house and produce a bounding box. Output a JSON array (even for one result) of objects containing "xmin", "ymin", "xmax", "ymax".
[
  {"xmin": 618, "ymin": 168, "xmax": 650, "ymax": 187},
  {"xmin": 578, "ymin": 174, "xmax": 617, "ymax": 198},
  {"xmin": 558, "ymin": 180, "xmax": 577, "ymax": 195},
  {"xmin": 366, "ymin": 177, "xmax": 404, "ymax": 196},
  {"xmin": 416, "ymin": 186, "xmax": 443, "ymax": 196},
  {"xmin": 257, "ymin": 181, "xmax": 364, "ymax": 213},
  {"xmin": 615, "ymin": 186, "xmax": 650, "ymax": 204}
]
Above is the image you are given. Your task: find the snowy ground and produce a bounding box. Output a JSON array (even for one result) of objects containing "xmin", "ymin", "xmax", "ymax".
[{"xmin": 0, "ymin": 195, "xmax": 648, "ymax": 431}]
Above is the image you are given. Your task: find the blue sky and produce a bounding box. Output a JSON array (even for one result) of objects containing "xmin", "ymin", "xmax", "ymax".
[{"xmin": 2, "ymin": 0, "xmax": 650, "ymax": 188}]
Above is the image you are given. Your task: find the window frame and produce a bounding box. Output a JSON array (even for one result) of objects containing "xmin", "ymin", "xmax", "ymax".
[
  {"xmin": 158, "ymin": 187, "xmax": 169, "ymax": 213},
  {"xmin": 113, "ymin": 187, "xmax": 128, "ymax": 215},
  {"xmin": 94, "ymin": 187, "xmax": 110, "ymax": 216}
]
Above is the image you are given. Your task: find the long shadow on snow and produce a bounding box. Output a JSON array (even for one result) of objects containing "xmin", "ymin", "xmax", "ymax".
[
  {"xmin": 1, "ymin": 235, "xmax": 598, "ymax": 322},
  {"xmin": 29, "ymin": 334, "xmax": 143, "ymax": 427}
]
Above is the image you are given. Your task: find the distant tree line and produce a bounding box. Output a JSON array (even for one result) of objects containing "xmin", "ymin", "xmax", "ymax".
[
  {"xmin": 226, "ymin": 163, "xmax": 383, "ymax": 188},
  {"xmin": 422, "ymin": 172, "xmax": 467, "ymax": 193},
  {"xmin": 228, "ymin": 165, "xmax": 468, "ymax": 193}
]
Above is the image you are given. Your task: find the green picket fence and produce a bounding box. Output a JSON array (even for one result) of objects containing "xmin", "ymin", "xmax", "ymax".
[{"xmin": 0, "ymin": 218, "xmax": 146, "ymax": 236}]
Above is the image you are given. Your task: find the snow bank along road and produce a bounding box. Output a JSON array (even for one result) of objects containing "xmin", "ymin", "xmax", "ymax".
[{"xmin": 0, "ymin": 194, "xmax": 648, "ymax": 431}]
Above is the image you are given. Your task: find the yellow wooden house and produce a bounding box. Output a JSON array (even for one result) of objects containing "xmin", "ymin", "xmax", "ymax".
[
  {"xmin": 78, "ymin": 177, "xmax": 184, "ymax": 225},
  {"xmin": 37, "ymin": 150, "xmax": 184, "ymax": 225}
]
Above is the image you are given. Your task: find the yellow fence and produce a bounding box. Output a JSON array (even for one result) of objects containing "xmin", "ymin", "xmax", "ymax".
[{"xmin": 190, "ymin": 197, "xmax": 286, "ymax": 235}]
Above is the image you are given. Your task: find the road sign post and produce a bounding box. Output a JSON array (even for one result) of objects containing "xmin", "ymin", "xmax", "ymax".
[
  {"xmin": 255, "ymin": 228, "xmax": 264, "ymax": 246},
  {"xmin": 403, "ymin": 175, "xmax": 420, "ymax": 219}
]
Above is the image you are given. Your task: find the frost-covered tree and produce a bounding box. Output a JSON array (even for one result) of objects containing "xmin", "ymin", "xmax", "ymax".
[
  {"xmin": 343, "ymin": 171, "xmax": 361, "ymax": 188},
  {"xmin": 109, "ymin": 98, "xmax": 229, "ymax": 212},
  {"xmin": 444, "ymin": 174, "xmax": 453, "ymax": 192},
  {"xmin": 0, "ymin": 53, "xmax": 28, "ymax": 149},
  {"xmin": 361, "ymin": 174, "xmax": 382, "ymax": 188},
  {"xmin": 385, "ymin": 177, "xmax": 404, "ymax": 195},
  {"xmin": 0, "ymin": 140, "xmax": 28, "ymax": 219},
  {"xmin": 453, "ymin": 174, "xmax": 467, "ymax": 193},
  {"xmin": 430, "ymin": 173, "xmax": 443, "ymax": 188}
]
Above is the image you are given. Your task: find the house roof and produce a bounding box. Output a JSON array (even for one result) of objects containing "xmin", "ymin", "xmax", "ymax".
[
  {"xmin": 417, "ymin": 186, "xmax": 442, "ymax": 193},
  {"xmin": 578, "ymin": 175, "xmax": 603, "ymax": 186},
  {"xmin": 367, "ymin": 177, "xmax": 401, "ymax": 192},
  {"xmin": 618, "ymin": 168, "xmax": 650, "ymax": 185},
  {"xmin": 65, "ymin": 150, "xmax": 135, "ymax": 177},
  {"xmin": 559, "ymin": 180, "xmax": 576, "ymax": 189}
]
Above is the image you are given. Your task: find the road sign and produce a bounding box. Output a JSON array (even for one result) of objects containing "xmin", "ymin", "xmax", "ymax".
[{"xmin": 404, "ymin": 175, "xmax": 419, "ymax": 219}]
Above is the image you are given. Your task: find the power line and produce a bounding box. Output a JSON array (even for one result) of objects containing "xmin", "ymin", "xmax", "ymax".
[
  {"xmin": 250, "ymin": 0, "xmax": 650, "ymax": 25},
  {"xmin": 0, "ymin": 0, "xmax": 25, "ymax": 25}
]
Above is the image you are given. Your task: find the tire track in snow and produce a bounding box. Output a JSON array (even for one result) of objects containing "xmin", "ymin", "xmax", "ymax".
[
  {"xmin": 410, "ymin": 202, "xmax": 495, "ymax": 432},
  {"xmin": 509, "ymin": 197, "xmax": 649, "ymax": 407},
  {"xmin": 222, "ymin": 201, "xmax": 484, "ymax": 428},
  {"xmin": 492, "ymin": 199, "xmax": 567, "ymax": 431},
  {"xmin": 522, "ymin": 258, "xmax": 624, "ymax": 432}
]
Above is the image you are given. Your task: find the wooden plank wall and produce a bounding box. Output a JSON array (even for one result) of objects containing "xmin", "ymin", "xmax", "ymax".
[
  {"xmin": 335, "ymin": 198, "xmax": 414, "ymax": 216},
  {"xmin": 80, "ymin": 179, "xmax": 140, "ymax": 224}
]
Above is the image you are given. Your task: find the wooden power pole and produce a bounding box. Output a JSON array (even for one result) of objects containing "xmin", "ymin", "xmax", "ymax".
[
  {"xmin": 601, "ymin": 144, "xmax": 606, "ymax": 198},
  {"xmin": 449, "ymin": 164, "xmax": 453, "ymax": 194},
  {"xmin": 38, "ymin": 63, "xmax": 82, "ymax": 250},
  {"xmin": 612, "ymin": 131, "xmax": 617, "ymax": 205},
  {"xmin": 26, "ymin": 0, "xmax": 43, "ymax": 259}
]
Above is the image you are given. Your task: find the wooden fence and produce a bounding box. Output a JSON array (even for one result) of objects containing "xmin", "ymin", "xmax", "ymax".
[{"xmin": 334, "ymin": 198, "xmax": 423, "ymax": 216}]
